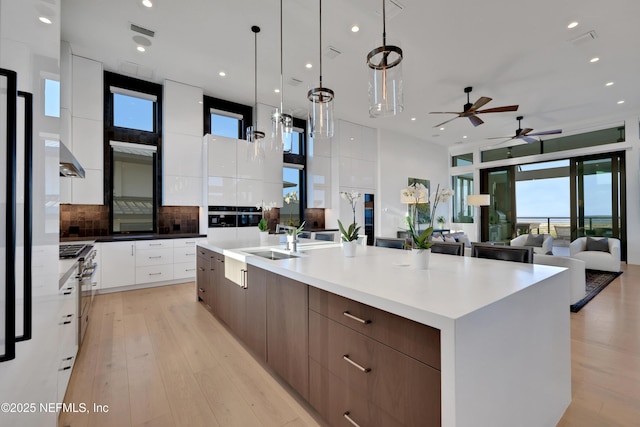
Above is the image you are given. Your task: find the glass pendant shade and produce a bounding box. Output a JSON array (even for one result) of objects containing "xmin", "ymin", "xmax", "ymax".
[
  {"xmin": 246, "ymin": 25, "xmax": 265, "ymax": 158},
  {"xmin": 367, "ymin": 45, "xmax": 404, "ymax": 118},
  {"xmin": 271, "ymin": 109, "xmax": 293, "ymax": 151},
  {"xmin": 308, "ymin": 0, "xmax": 334, "ymax": 138},
  {"xmin": 308, "ymin": 86, "xmax": 334, "ymax": 138},
  {"xmin": 367, "ymin": 0, "xmax": 404, "ymax": 118}
]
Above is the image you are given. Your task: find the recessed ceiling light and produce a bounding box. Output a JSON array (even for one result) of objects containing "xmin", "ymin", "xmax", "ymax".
[
  {"xmin": 274, "ymin": 88, "xmax": 280, "ymax": 93},
  {"xmin": 439, "ymin": 127, "xmax": 445, "ymax": 131},
  {"xmin": 219, "ymin": 71, "xmax": 226, "ymax": 77},
  {"xmin": 142, "ymin": 0, "xmax": 153, "ymax": 7},
  {"xmin": 350, "ymin": 137, "xmax": 355, "ymax": 141},
  {"xmin": 590, "ymin": 57, "xmax": 600, "ymax": 63},
  {"xmin": 463, "ymin": 135, "xmax": 468, "ymax": 139},
  {"xmin": 617, "ymin": 100, "xmax": 625, "ymax": 104},
  {"xmin": 136, "ymin": 46, "xmax": 146, "ymax": 52},
  {"xmin": 351, "ymin": 25, "xmax": 360, "ymax": 33},
  {"xmin": 605, "ymin": 81, "xmax": 614, "ymax": 87},
  {"xmin": 305, "ymin": 63, "xmax": 312, "ymax": 69},
  {"xmin": 38, "ymin": 16, "xmax": 52, "ymax": 24},
  {"xmin": 198, "ymin": 101, "xmax": 203, "ymax": 104},
  {"xmin": 567, "ymin": 21, "xmax": 579, "ymax": 29},
  {"xmin": 411, "ymin": 117, "xmax": 416, "ymax": 121}
]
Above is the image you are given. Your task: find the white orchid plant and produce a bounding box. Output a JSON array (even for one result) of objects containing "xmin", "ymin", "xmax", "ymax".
[
  {"xmin": 283, "ymin": 191, "xmax": 299, "ymax": 226},
  {"xmin": 338, "ymin": 191, "xmax": 362, "ymax": 242},
  {"xmin": 401, "ymin": 183, "xmax": 454, "ymax": 250},
  {"xmin": 256, "ymin": 200, "xmax": 276, "ymax": 232}
]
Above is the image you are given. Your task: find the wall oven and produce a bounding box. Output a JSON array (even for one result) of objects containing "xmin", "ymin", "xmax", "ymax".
[
  {"xmin": 208, "ymin": 206, "xmax": 237, "ymax": 228},
  {"xmin": 237, "ymin": 206, "xmax": 262, "ymax": 227}
]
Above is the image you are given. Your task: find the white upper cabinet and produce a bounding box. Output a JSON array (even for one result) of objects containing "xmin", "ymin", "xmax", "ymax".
[
  {"xmin": 162, "ymin": 80, "xmax": 204, "ymax": 206},
  {"xmin": 207, "ymin": 135, "xmax": 237, "ymax": 178},
  {"xmin": 163, "ymin": 80, "xmax": 203, "ymax": 136},
  {"xmin": 72, "ymin": 55, "xmax": 102, "ymax": 121}
]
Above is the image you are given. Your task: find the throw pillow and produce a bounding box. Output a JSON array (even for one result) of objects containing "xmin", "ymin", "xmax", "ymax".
[
  {"xmin": 524, "ymin": 234, "xmax": 544, "ymax": 247},
  {"xmin": 458, "ymin": 235, "xmax": 471, "ymax": 248},
  {"xmin": 430, "ymin": 235, "xmax": 444, "ymax": 242},
  {"xmin": 586, "ymin": 237, "xmax": 609, "ymax": 252},
  {"xmin": 444, "ymin": 236, "xmax": 457, "ymax": 243}
]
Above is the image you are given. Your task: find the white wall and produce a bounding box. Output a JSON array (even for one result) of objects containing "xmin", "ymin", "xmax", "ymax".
[{"xmin": 377, "ymin": 129, "xmax": 449, "ymax": 238}]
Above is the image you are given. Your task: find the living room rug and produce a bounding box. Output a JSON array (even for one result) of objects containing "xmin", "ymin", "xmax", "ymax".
[{"xmin": 570, "ymin": 270, "xmax": 623, "ymax": 312}]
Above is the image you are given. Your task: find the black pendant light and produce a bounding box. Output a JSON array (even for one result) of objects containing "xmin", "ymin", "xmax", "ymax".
[
  {"xmin": 307, "ymin": 0, "xmax": 334, "ymax": 138},
  {"xmin": 367, "ymin": 0, "xmax": 404, "ymax": 117},
  {"xmin": 247, "ymin": 25, "xmax": 265, "ymax": 144}
]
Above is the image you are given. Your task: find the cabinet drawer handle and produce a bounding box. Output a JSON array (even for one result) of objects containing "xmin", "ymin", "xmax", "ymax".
[
  {"xmin": 185, "ymin": 241, "xmax": 195, "ymax": 244},
  {"xmin": 148, "ymin": 256, "xmax": 162, "ymax": 259},
  {"xmin": 62, "ymin": 289, "xmax": 73, "ymax": 296},
  {"xmin": 343, "ymin": 311, "xmax": 371, "ymax": 325},
  {"xmin": 185, "ymin": 268, "xmax": 196, "ymax": 272},
  {"xmin": 343, "ymin": 412, "xmax": 361, "ymax": 427},
  {"xmin": 149, "ymin": 243, "xmax": 163, "ymax": 246},
  {"xmin": 199, "ymin": 287, "xmax": 205, "ymax": 293},
  {"xmin": 185, "ymin": 253, "xmax": 196, "ymax": 256},
  {"xmin": 199, "ymin": 267, "xmax": 205, "ymax": 271},
  {"xmin": 343, "ymin": 355, "xmax": 371, "ymax": 373},
  {"xmin": 60, "ymin": 314, "xmax": 73, "ymax": 325},
  {"xmin": 199, "ymin": 250, "xmax": 205, "ymax": 255},
  {"xmin": 149, "ymin": 272, "xmax": 162, "ymax": 276}
]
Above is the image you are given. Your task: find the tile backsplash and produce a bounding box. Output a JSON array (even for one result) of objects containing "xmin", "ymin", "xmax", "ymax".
[{"xmin": 60, "ymin": 204, "xmax": 200, "ymax": 237}]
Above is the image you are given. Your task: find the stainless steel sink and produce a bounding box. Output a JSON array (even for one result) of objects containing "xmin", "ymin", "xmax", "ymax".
[{"xmin": 248, "ymin": 250, "xmax": 300, "ymax": 260}]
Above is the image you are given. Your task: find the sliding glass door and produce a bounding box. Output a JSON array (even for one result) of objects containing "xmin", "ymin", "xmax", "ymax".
[
  {"xmin": 571, "ymin": 152, "xmax": 626, "ymax": 258},
  {"xmin": 480, "ymin": 166, "xmax": 516, "ymax": 243}
]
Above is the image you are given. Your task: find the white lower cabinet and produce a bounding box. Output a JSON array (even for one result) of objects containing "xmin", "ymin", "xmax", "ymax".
[
  {"xmin": 100, "ymin": 241, "xmax": 136, "ymax": 289},
  {"xmin": 100, "ymin": 238, "xmax": 198, "ymax": 291}
]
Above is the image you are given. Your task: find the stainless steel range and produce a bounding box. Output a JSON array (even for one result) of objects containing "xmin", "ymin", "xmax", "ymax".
[{"xmin": 59, "ymin": 243, "xmax": 98, "ymax": 346}]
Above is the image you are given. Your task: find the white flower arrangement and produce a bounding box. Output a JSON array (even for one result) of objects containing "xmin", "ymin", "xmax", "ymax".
[
  {"xmin": 339, "ymin": 191, "xmax": 362, "ymax": 242},
  {"xmin": 256, "ymin": 200, "xmax": 276, "ymax": 231}
]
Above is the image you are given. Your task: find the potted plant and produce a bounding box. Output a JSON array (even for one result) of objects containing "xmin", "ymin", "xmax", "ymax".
[
  {"xmin": 256, "ymin": 201, "xmax": 275, "ymax": 244},
  {"xmin": 436, "ymin": 216, "xmax": 446, "ymax": 229},
  {"xmin": 338, "ymin": 191, "xmax": 362, "ymax": 257},
  {"xmin": 407, "ymin": 216, "xmax": 434, "ymax": 269}
]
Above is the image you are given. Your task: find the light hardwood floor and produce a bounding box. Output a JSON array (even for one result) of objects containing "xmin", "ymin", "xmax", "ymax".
[{"xmin": 61, "ymin": 265, "xmax": 640, "ymax": 427}]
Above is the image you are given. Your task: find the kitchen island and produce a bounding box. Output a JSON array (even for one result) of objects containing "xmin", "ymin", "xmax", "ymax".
[{"xmin": 197, "ymin": 236, "xmax": 571, "ymax": 427}]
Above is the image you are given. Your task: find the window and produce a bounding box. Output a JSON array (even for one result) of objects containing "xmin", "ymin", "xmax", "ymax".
[
  {"xmin": 112, "ymin": 88, "xmax": 156, "ymax": 132},
  {"xmin": 282, "ymin": 117, "xmax": 307, "ymax": 225},
  {"xmin": 104, "ymin": 71, "xmax": 162, "ymax": 233},
  {"xmin": 452, "ymin": 153, "xmax": 473, "ymax": 167},
  {"xmin": 203, "ymin": 96, "xmax": 252, "ymax": 139},
  {"xmin": 452, "ymin": 173, "xmax": 474, "ymax": 223},
  {"xmin": 44, "ymin": 78, "xmax": 60, "ymax": 118}
]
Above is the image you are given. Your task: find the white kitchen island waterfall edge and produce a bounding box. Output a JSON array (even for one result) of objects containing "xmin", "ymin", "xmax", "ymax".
[{"xmin": 199, "ymin": 236, "xmax": 571, "ymax": 427}]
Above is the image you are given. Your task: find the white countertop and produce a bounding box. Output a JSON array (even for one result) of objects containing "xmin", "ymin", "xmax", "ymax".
[{"xmin": 198, "ymin": 236, "xmax": 566, "ymax": 329}]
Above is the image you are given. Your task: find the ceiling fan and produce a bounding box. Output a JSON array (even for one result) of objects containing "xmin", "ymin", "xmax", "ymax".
[
  {"xmin": 429, "ymin": 86, "xmax": 519, "ymax": 128},
  {"xmin": 489, "ymin": 116, "xmax": 562, "ymax": 145}
]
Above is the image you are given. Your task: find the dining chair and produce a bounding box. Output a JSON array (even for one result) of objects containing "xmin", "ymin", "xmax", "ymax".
[
  {"xmin": 374, "ymin": 237, "xmax": 406, "ymax": 249},
  {"xmin": 430, "ymin": 241, "xmax": 465, "ymax": 256},
  {"xmin": 471, "ymin": 243, "xmax": 533, "ymax": 263}
]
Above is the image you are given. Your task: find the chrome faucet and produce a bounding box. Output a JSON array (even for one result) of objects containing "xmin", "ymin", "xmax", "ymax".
[{"xmin": 279, "ymin": 224, "xmax": 298, "ymax": 252}]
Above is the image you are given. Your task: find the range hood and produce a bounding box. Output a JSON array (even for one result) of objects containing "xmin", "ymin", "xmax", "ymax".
[{"xmin": 59, "ymin": 141, "xmax": 85, "ymax": 178}]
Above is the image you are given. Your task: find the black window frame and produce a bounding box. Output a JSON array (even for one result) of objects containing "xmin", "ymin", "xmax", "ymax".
[
  {"xmin": 202, "ymin": 95, "xmax": 253, "ymax": 139},
  {"xmin": 104, "ymin": 71, "xmax": 163, "ymax": 234},
  {"xmin": 283, "ymin": 117, "xmax": 307, "ymax": 223}
]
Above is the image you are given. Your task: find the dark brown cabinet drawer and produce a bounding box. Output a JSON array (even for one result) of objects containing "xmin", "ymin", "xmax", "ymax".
[
  {"xmin": 310, "ymin": 358, "xmax": 404, "ymax": 427},
  {"xmin": 309, "ymin": 287, "xmax": 441, "ymax": 370},
  {"xmin": 309, "ymin": 311, "xmax": 441, "ymax": 426}
]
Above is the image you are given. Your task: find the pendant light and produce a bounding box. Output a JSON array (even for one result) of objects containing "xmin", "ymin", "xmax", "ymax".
[
  {"xmin": 247, "ymin": 25, "xmax": 265, "ymax": 144},
  {"xmin": 271, "ymin": 0, "xmax": 293, "ymax": 151},
  {"xmin": 307, "ymin": 0, "xmax": 334, "ymax": 138},
  {"xmin": 367, "ymin": 0, "xmax": 404, "ymax": 118}
]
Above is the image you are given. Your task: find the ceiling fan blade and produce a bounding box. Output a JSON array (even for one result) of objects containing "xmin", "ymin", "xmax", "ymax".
[
  {"xmin": 467, "ymin": 96, "xmax": 492, "ymax": 112},
  {"xmin": 433, "ymin": 116, "xmax": 460, "ymax": 128},
  {"xmin": 487, "ymin": 136, "xmax": 514, "ymax": 140},
  {"xmin": 490, "ymin": 138, "xmax": 513, "ymax": 147},
  {"xmin": 476, "ymin": 105, "xmax": 520, "ymax": 114},
  {"xmin": 527, "ymin": 129, "xmax": 562, "ymax": 136},
  {"xmin": 468, "ymin": 115, "xmax": 484, "ymax": 127},
  {"xmin": 519, "ymin": 128, "xmax": 534, "ymax": 136},
  {"xmin": 522, "ymin": 136, "xmax": 538, "ymax": 144},
  {"xmin": 429, "ymin": 111, "xmax": 463, "ymax": 115}
]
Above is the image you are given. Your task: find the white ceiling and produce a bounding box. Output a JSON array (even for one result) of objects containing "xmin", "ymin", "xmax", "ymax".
[{"xmin": 61, "ymin": 0, "xmax": 640, "ymax": 148}]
